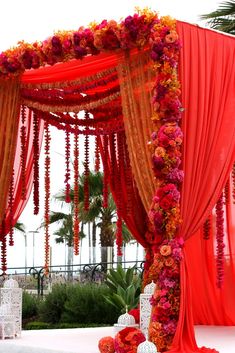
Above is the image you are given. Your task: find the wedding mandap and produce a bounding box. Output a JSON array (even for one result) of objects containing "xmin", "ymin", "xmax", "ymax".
[{"xmin": 0, "ymin": 8, "xmax": 235, "ymax": 353}]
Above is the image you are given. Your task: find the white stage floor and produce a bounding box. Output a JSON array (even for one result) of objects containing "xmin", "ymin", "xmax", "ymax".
[{"xmin": 0, "ymin": 326, "xmax": 234, "ymax": 353}]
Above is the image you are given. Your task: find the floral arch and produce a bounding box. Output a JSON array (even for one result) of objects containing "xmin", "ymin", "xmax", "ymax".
[{"xmin": 0, "ymin": 8, "xmax": 235, "ymax": 353}]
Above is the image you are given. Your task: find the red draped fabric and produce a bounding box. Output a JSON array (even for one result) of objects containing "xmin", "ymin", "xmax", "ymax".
[
  {"xmin": 2, "ymin": 109, "xmax": 44, "ymax": 236},
  {"xmin": 186, "ymin": 177, "xmax": 235, "ymax": 325},
  {"xmin": 168, "ymin": 21, "xmax": 235, "ymax": 353}
]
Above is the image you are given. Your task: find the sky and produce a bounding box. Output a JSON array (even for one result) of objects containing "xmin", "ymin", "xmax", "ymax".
[{"xmin": 1, "ymin": 0, "xmax": 221, "ymax": 271}]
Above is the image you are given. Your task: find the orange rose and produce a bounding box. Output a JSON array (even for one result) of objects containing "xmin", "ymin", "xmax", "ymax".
[
  {"xmin": 165, "ymin": 257, "xmax": 174, "ymax": 267},
  {"xmin": 160, "ymin": 245, "xmax": 172, "ymax": 256}
]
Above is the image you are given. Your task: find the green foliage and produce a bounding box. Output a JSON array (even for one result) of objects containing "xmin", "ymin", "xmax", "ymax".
[
  {"xmin": 24, "ymin": 321, "xmax": 111, "ymax": 330},
  {"xmin": 22, "ymin": 291, "xmax": 40, "ymax": 320},
  {"xmin": 37, "ymin": 283, "xmax": 119, "ymax": 325},
  {"xmin": 61, "ymin": 284, "xmax": 119, "ymax": 324},
  {"xmin": 38, "ymin": 284, "xmax": 68, "ymax": 324},
  {"xmin": 104, "ymin": 265, "xmax": 141, "ymax": 313},
  {"xmin": 201, "ymin": 0, "xmax": 235, "ymax": 34}
]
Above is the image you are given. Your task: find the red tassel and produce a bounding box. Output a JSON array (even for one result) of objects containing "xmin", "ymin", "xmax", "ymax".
[
  {"xmin": 94, "ymin": 136, "xmax": 100, "ymax": 172},
  {"xmin": 84, "ymin": 112, "xmax": 90, "ymax": 212},
  {"xmin": 8, "ymin": 171, "xmax": 15, "ymax": 246},
  {"xmin": 65, "ymin": 130, "xmax": 71, "ymax": 203},
  {"xmin": 73, "ymin": 114, "xmax": 79, "ymax": 255},
  {"xmin": 33, "ymin": 111, "xmax": 40, "ymax": 215},
  {"xmin": 102, "ymin": 135, "xmax": 109, "ymax": 208},
  {"xmin": 215, "ymin": 193, "xmax": 225, "ymax": 288},
  {"xmin": 44, "ymin": 122, "xmax": 51, "ymax": 275},
  {"xmin": 20, "ymin": 105, "xmax": 27, "ymax": 200}
]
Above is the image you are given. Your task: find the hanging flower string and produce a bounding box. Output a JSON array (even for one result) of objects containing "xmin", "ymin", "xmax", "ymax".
[
  {"xmin": 65, "ymin": 130, "xmax": 71, "ymax": 203},
  {"xmin": 203, "ymin": 215, "xmax": 212, "ymax": 240},
  {"xmin": 73, "ymin": 113, "xmax": 80, "ymax": 255},
  {"xmin": 224, "ymin": 178, "xmax": 230, "ymax": 205},
  {"xmin": 1, "ymin": 220, "xmax": 7, "ymax": 274},
  {"xmin": 33, "ymin": 110, "xmax": 40, "ymax": 214},
  {"xmin": 84, "ymin": 111, "xmax": 90, "ymax": 211},
  {"xmin": 215, "ymin": 192, "xmax": 225, "ymax": 288},
  {"xmin": 116, "ymin": 132, "xmax": 125, "ymax": 255},
  {"xmin": 20, "ymin": 105, "xmax": 27, "ymax": 200},
  {"xmin": 231, "ymin": 163, "xmax": 235, "ymax": 204},
  {"xmin": 44, "ymin": 122, "xmax": 51, "ymax": 274},
  {"xmin": 8, "ymin": 170, "xmax": 15, "ymax": 246},
  {"xmin": 94, "ymin": 136, "xmax": 100, "ymax": 172},
  {"xmin": 102, "ymin": 135, "xmax": 109, "ymax": 208}
]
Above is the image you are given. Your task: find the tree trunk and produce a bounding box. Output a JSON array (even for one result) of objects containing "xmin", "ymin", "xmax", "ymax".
[
  {"xmin": 88, "ymin": 222, "xmax": 92, "ymax": 263},
  {"xmin": 99, "ymin": 212, "xmax": 114, "ymax": 269},
  {"xmin": 67, "ymin": 246, "xmax": 74, "ymax": 281},
  {"xmin": 92, "ymin": 221, "xmax": 97, "ymax": 263}
]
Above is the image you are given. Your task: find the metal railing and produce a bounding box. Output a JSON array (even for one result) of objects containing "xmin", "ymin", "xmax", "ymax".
[{"xmin": 0, "ymin": 260, "xmax": 145, "ymax": 297}]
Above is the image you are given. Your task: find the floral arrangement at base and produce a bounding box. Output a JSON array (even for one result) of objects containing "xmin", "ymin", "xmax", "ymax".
[
  {"xmin": 98, "ymin": 336, "xmax": 115, "ymax": 353},
  {"xmin": 114, "ymin": 327, "xmax": 145, "ymax": 353},
  {"xmin": 98, "ymin": 328, "xmax": 146, "ymax": 353},
  {"xmin": 148, "ymin": 237, "xmax": 183, "ymax": 352}
]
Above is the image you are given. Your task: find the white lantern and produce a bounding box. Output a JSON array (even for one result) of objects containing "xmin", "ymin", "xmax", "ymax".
[
  {"xmin": 114, "ymin": 306, "xmax": 139, "ymax": 333},
  {"xmin": 140, "ymin": 281, "xmax": 156, "ymax": 335},
  {"xmin": 137, "ymin": 337, "xmax": 158, "ymax": 353},
  {"xmin": 0, "ymin": 278, "xmax": 22, "ymax": 337}
]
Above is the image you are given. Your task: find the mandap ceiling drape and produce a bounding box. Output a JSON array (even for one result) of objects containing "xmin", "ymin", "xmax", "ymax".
[{"xmin": 0, "ymin": 16, "xmax": 235, "ymax": 353}]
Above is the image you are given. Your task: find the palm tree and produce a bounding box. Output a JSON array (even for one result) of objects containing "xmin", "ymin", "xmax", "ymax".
[
  {"xmin": 201, "ymin": 1, "xmax": 235, "ymax": 34},
  {"xmin": 49, "ymin": 171, "xmax": 134, "ymax": 266}
]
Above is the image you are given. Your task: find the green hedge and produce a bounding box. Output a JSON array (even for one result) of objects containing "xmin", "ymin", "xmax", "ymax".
[{"xmin": 22, "ymin": 283, "xmax": 120, "ymax": 328}]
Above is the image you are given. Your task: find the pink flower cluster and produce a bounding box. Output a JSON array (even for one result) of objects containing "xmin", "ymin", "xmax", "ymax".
[{"xmin": 0, "ymin": 10, "xmax": 158, "ymax": 78}]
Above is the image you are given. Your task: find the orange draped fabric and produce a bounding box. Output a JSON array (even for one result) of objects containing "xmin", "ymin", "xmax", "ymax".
[
  {"xmin": 0, "ymin": 78, "xmax": 21, "ymax": 225},
  {"xmin": 168, "ymin": 22, "xmax": 235, "ymax": 353}
]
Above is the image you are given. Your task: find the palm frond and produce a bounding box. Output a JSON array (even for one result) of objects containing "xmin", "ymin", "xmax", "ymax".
[
  {"xmin": 14, "ymin": 221, "xmax": 26, "ymax": 233},
  {"xmin": 201, "ymin": 1, "xmax": 235, "ymax": 34}
]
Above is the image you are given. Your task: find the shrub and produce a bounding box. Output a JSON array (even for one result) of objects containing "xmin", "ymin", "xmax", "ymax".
[
  {"xmin": 38, "ymin": 284, "xmax": 68, "ymax": 323},
  {"xmin": 22, "ymin": 291, "xmax": 40, "ymax": 320},
  {"xmin": 104, "ymin": 265, "xmax": 141, "ymax": 313},
  {"xmin": 61, "ymin": 283, "xmax": 119, "ymax": 325},
  {"xmin": 37, "ymin": 283, "xmax": 119, "ymax": 325}
]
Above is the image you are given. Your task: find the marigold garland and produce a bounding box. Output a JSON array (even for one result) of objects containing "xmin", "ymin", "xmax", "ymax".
[
  {"xmin": 102, "ymin": 135, "xmax": 109, "ymax": 208},
  {"xmin": 44, "ymin": 122, "xmax": 51, "ymax": 274},
  {"xmin": 215, "ymin": 192, "xmax": 225, "ymax": 288},
  {"xmin": 65, "ymin": 130, "xmax": 71, "ymax": 203},
  {"xmin": 232, "ymin": 163, "xmax": 235, "ymax": 204},
  {"xmin": 73, "ymin": 113, "xmax": 80, "ymax": 255},
  {"xmin": 84, "ymin": 112, "xmax": 90, "ymax": 211},
  {"xmin": 95, "ymin": 136, "xmax": 100, "ymax": 172},
  {"xmin": 8, "ymin": 171, "xmax": 15, "ymax": 246},
  {"xmin": 33, "ymin": 110, "xmax": 40, "ymax": 214},
  {"xmin": 20, "ymin": 105, "xmax": 27, "ymax": 200},
  {"xmin": 203, "ymin": 215, "xmax": 212, "ymax": 240}
]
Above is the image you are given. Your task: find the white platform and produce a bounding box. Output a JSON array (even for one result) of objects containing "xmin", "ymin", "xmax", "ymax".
[{"xmin": 0, "ymin": 326, "xmax": 234, "ymax": 353}]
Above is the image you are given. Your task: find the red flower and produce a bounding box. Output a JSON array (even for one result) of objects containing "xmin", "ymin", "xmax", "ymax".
[
  {"xmin": 114, "ymin": 327, "xmax": 145, "ymax": 353},
  {"xmin": 128, "ymin": 308, "xmax": 140, "ymax": 324},
  {"xmin": 98, "ymin": 336, "xmax": 115, "ymax": 353}
]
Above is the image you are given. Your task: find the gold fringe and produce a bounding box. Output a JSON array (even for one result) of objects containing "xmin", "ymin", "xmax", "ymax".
[
  {"xmin": 21, "ymin": 91, "xmax": 121, "ymax": 113},
  {"xmin": 21, "ymin": 66, "xmax": 117, "ymax": 90}
]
